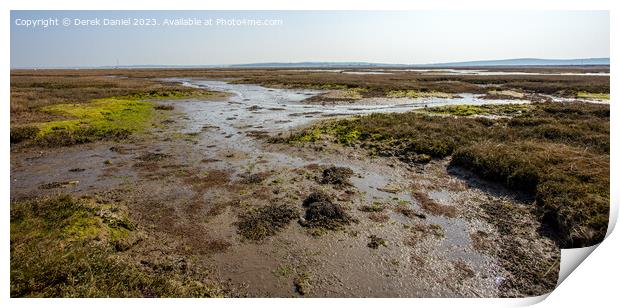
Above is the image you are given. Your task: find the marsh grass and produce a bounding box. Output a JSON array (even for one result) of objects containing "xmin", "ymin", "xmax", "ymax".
[
  {"xmin": 10, "ymin": 194, "xmax": 227, "ymax": 297},
  {"xmin": 11, "ymin": 94, "xmax": 207, "ymax": 147},
  {"xmin": 12, "ymin": 69, "xmax": 608, "ymax": 114},
  {"xmin": 10, "ymin": 73, "xmax": 220, "ymax": 147},
  {"xmin": 230, "ymin": 69, "xmax": 609, "ymax": 97},
  {"xmin": 425, "ymin": 104, "xmax": 531, "ymax": 117},
  {"xmin": 576, "ymin": 91, "xmax": 610, "ymax": 100},
  {"xmin": 32, "ymin": 98, "xmax": 153, "ymax": 146},
  {"xmin": 286, "ymin": 102, "xmax": 609, "ymax": 247}
]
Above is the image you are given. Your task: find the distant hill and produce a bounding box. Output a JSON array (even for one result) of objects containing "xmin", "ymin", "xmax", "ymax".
[
  {"xmin": 12, "ymin": 58, "xmax": 609, "ymax": 70},
  {"xmin": 425, "ymin": 58, "xmax": 610, "ymax": 67},
  {"xmin": 231, "ymin": 58, "xmax": 609, "ymax": 68},
  {"xmin": 229, "ymin": 62, "xmax": 392, "ymax": 68}
]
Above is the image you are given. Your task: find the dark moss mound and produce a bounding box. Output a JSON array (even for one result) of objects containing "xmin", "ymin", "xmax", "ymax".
[
  {"xmin": 300, "ymin": 192, "xmax": 355, "ymax": 230},
  {"xmin": 319, "ymin": 166, "xmax": 354, "ymax": 187},
  {"xmin": 236, "ymin": 204, "xmax": 299, "ymax": 241}
]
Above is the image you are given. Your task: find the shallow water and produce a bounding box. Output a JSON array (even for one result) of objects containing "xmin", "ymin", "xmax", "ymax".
[
  {"xmin": 170, "ymin": 79, "xmax": 529, "ymax": 136},
  {"xmin": 163, "ymin": 79, "xmax": 520, "ymax": 273},
  {"xmin": 168, "ymin": 78, "xmax": 532, "ymax": 163}
]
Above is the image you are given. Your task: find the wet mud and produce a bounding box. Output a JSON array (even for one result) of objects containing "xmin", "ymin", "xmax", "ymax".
[{"xmin": 10, "ymin": 79, "xmax": 560, "ymax": 297}]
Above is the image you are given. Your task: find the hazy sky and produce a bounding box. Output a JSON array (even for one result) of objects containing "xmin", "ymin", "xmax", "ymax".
[{"xmin": 11, "ymin": 11, "xmax": 610, "ymax": 68}]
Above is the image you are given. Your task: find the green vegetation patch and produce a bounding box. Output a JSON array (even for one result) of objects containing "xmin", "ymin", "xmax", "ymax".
[
  {"xmin": 425, "ymin": 104, "xmax": 531, "ymax": 117},
  {"xmin": 10, "ymin": 98, "xmax": 153, "ymax": 147},
  {"xmin": 11, "ymin": 194, "xmax": 226, "ymax": 297},
  {"xmin": 120, "ymin": 88, "xmax": 219, "ymax": 101},
  {"xmin": 283, "ymin": 103, "xmax": 609, "ymax": 248},
  {"xmin": 576, "ymin": 91, "xmax": 610, "ymax": 100},
  {"xmin": 40, "ymin": 98, "xmax": 154, "ymax": 134},
  {"xmin": 11, "ymin": 87, "xmax": 219, "ymax": 147},
  {"xmin": 11, "ymin": 195, "xmax": 130, "ymax": 296}
]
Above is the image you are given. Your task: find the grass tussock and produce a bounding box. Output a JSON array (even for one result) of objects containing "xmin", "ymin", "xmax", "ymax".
[
  {"xmin": 285, "ymin": 102, "xmax": 609, "ymax": 248},
  {"xmin": 10, "ymin": 194, "xmax": 227, "ymax": 297}
]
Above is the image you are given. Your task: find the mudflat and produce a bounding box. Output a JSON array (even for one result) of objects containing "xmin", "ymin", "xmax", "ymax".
[{"xmin": 10, "ymin": 67, "xmax": 609, "ymax": 297}]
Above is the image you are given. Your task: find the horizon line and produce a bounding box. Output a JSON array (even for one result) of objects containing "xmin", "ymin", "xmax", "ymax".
[{"xmin": 10, "ymin": 57, "xmax": 611, "ymax": 70}]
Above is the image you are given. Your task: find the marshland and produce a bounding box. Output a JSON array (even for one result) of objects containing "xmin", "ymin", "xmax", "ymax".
[{"xmin": 10, "ymin": 66, "xmax": 610, "ymax": 297}]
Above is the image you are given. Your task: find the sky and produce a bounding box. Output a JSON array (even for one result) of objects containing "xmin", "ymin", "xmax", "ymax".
[{"xmin": 10, "ymin": 10, "xmax": 610, "ymax": 68}]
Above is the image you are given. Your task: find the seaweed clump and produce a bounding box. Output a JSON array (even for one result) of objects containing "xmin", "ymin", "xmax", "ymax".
[
  {"xmin": 236, "ymin": 204, "xmax": 299, "ymax": 241},
  {"xmin": 319, "ymin": 166, "xmax": 354, "ymax": 187},
  {"xmin": 299, "ymin": 192, "xmax": 355, "ymax": 230}
]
